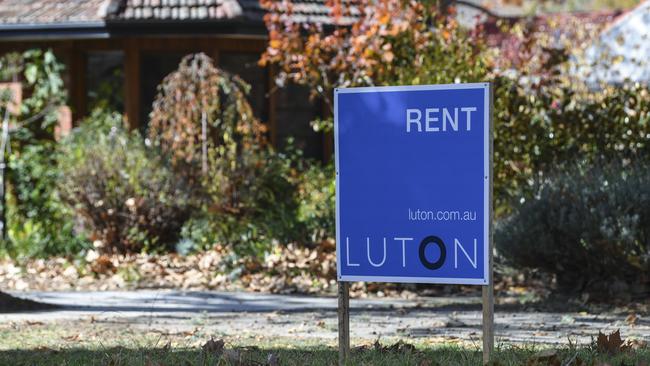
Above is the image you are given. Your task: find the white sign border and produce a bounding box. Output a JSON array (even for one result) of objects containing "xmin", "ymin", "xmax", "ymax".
[{"xmin": 334, "ymin": 82, "xmax": 492, "ymax": 286}]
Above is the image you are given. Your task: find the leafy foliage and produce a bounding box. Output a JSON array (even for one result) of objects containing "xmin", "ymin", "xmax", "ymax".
[
  {"xmin": 149, "ymin": 53, "xmax": 266, "ymax": 189},
  {"xmin": 496, "ymin": 159, "xmax": 650, "ymax": 295},
  {"xmin": 294, "ymin": 161, "xmax": 335, "ymax": 243},
  {"xmin": 198, "ymin": 149, "xmax": 300, "ymax": 257},
  {"xmin": 260, "ymin": 1, "xmax": 650, "ymax": 295},
  {"xmin": 0, "ymin": 49, "xmax": 87, "ymax": 258},
  {"xmin": 261, "ymin": 0, "xmax": 650, "ymax": 216},
  {"xmin": 11, "ymin": 49, "xmax": 67, "ymax": 136},
  {"xmin": 6, "ymin": 144, "xmax": 86, "ymax": 257},
  {"xmin": 150, "ymin": 53, "xmax": 303, "ymax": 256},
  {"xmin": 493, "ymin": 81, "xmax": 650, "ymax": 215},
  {"xmin": 58, "ymin": 110, "xmax": 191, "ymax": 254},
  {"xmin": 260, "ymin": 0, "xmax": 488, "ymax": 131}
]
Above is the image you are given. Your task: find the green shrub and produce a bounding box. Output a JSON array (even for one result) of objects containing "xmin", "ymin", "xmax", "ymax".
[
  {"xmin": 295, "ymin": 161, "xmax": 335, "ymax": 243},
  {"xmin": 496, "ymin": 159, "xmax": 650, "ymax": 296},
  {"xmin": 493, "ymin": 80, "xmax": 650, "ymax": 216},
  {"xmin": 6, "ymin": 144, "xmax": 87, "ymax": 257},
  {"xmin": 187, "ymin": 148, "xmax": 300, "ymax": 257},
  {"xmin": 58, "ymin": 110, "xmax": 191, "ymax": 254},
  {"xmin": 0, "ymin": 49, "xmax": 89, "ymax": 258},
  {"xmin": 150, "ymin": 54, "xmax": 305, "ymax": 256},
  {"xmin": 177, "ymin": 141, "xmax": 338, "ymax": 256},
  {"xmin": 176, "ymin": 216, "xmax": 219, "ymax": 255}
]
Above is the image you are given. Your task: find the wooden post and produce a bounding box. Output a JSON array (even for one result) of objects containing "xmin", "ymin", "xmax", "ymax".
[
  {"xmin": 124, "ymin": 39, "xmax": 141, "ymax": 130},
  {"xmin": 338, "ymin": 281, "xmax": 350, "ymax": 366},
  {"xmin": 482, "ymin": 82, "xmax": 495, "ymax": 365},
  {"xmin": 482, "ymin": 270, "xmax": 494, "ymax": 363},
  {"xmin": 69, "ymin": 45, "xmax": 87, "ymax": 122}
]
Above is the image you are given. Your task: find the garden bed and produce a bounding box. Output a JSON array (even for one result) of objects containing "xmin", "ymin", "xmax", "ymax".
[{"xmin": 0, "ymin": 242, "xmax": 542, "ymax": 301}]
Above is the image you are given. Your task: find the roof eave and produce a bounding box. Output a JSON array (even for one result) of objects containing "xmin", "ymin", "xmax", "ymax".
[
  {"xmin": 0, "ymin": 21, "xmax": 109, "ymax": 41},
  {"xmin": 105, "ymin": 18, "xmax": 268, "ymax": 37},
  {"xmin": 0, "ymin": 19, "xmax": 269, "ymax": 41}
]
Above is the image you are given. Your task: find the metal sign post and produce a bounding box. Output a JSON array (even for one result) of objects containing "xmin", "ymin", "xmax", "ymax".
[{"xmin": 334, "ymin": 83, "xmax": 494, "ymax": 365}]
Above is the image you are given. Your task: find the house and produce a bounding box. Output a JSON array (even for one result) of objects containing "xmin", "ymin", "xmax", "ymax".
[
  {"xmin": 0, "ymin": 0, "xmax": 333, "ymax": 158},
  {"xmin": 1, "ymin": 0, "xmax": 635, "ymax": 160}
]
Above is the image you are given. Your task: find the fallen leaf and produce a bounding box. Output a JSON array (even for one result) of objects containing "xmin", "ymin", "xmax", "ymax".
[
  {"xmin": 62, "ymin": 333, "xmax": 80, "ymax": 341},
  {"xmin": 201, "ymin": 338, "xmax": 224, "ymax": 356},
  {"xmin": 625, "ymin": 313, "xmax": 638, "ymax": 326},
  {"xmin": 625, "ymin": 338, "xmax": 648, "ymax": 351},
  {"xmin": 91, "ymin": 255, "xmax": 115, "ymax": 274},
  {"xmin": 596, "ymin": 329, "xmax": 629, "ymax": 355}
]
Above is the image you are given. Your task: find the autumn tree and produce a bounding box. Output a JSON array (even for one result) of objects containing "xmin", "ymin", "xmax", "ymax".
[
  {"xmin": 149, "ymin": 53, "xmax": 300, "ymax": 252},
  {"xmin": 148, "ymin": 53, "xmax": 268, "ymax": 212},
  {"xmin": 260, "ymin": 0, "xmax": 490, "ymax": 132}
]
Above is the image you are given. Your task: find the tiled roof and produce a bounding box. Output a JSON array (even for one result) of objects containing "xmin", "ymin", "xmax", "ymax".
[
  {"xmin": 108, "ymin": 0, "xmax": 357, "ymax": 24},
  {"xmin": 0, "ymin": 0, "xmax": 357, "ymax": 26},
  {"xmin": 0, "ymin": 0, "xmax": 109, "ymax": 24},
  {"xmin": 265, "ymin": 0, "xmax": 359, "ymax": 25},
  {"xmin": 109, "ymin": 0, "xmax": 265, "ymax": 21},
  {"xmin": 0, "ymin": 0, "xmax": 629, "ymax": 29}
]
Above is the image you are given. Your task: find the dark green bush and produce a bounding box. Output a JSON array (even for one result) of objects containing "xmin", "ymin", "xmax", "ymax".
[
  {"xmin": 496, "ymin": 159, "xmax": 650, "ymax": 296},
  {"xmin": 294, "ymin": 161, "xmax": 335, "ymax": 243},
  {"xmin": 177, "ymin": 142, "xmax": 337, "ymax": 257},
  {"xmin": 493, "ymin": 80, "xmax": 650, "ymax": 216},
  {"xmin": 58, "ymin": 110, "xmax": 191, "ymax": 254},
  {"xmin": 186, "ymin": 148, "xmax": 300, "ymax": 257},
  {"xmin": 0, "ymin": 49, "xmax": 88, "ymax": 258},
  {"xmin": 6, "ymin": 144, "xmax": 87, "ymax": 257}
]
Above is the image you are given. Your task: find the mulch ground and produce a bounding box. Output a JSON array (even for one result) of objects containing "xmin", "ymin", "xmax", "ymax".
[{"xmin": 0, "ymin": 242, "xmax": 535, "ymax": 299}]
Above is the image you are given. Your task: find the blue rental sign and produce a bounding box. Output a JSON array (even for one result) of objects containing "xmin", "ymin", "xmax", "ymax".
[{"xmin": 335, "ymin": 83, "xmax": 492, "ymax": 285}]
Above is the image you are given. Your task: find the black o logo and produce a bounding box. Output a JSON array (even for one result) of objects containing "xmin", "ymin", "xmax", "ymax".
[{"xmin": 419, "ymin": 235, "xmax": 446, "ymax": 270}]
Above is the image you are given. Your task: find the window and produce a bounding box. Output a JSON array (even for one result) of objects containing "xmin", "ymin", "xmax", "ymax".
[
  {"xmin": 139, "ymin": 52, "xmax": 185, "ymax": 133},
  {"xmin": 86, "ymin": 51, "xmax": 124, "ymax": 112},
  {"xmin": 274, "ymin": 83, "xmax": 323, "ymax": 159},
  {"xmin": 219, "ymin": 52, "xmax": 268, "ymax": 122}
]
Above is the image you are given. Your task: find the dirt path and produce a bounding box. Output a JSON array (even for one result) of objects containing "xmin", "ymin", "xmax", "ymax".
[{"xmin": 2, "ymin": 290, "xmax": 648, "ymax": 346}]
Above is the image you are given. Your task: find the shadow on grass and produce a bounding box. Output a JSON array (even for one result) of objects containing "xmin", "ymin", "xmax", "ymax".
[
  {"xmin": 0, "ymin": 345, "xmax": 480, "ymax": 366},
  {"xmin": 0, "ymin": 344, "xmax": 648, "ymax": 366},
  {"xmin": 5, "ymin": 290, "xmax": 619, "ymax": 317}
]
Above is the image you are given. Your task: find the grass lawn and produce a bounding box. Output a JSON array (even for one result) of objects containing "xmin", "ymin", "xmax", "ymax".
[
  {"xmin": 0, "ymin": 343, "xmax": 649, "ymax": 366},
  {"xmin": 0, "ymin": 321, "xmax": 648, "ymax": 366}
]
